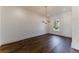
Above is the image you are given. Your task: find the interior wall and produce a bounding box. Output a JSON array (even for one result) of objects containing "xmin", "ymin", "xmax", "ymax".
[
  {"xmin": 1, "ymin": 7, "xmax": 47, "ymax": 45},
  {"xmin": 72, "ymin": 6, "xmax": 79, "ymax": 50},
  {"xmin": 0, "ymin": 7, "xmax": 2, "ymax": 46},
  {"xmin": 48, "ymin": 12, "xmax": 72, "ymax": 37},
  {"xmin": 0, "ymin": 6, "xmax": 72, "ymax": 46}
]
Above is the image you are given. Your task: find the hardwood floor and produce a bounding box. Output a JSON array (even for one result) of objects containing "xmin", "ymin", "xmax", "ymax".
[{"xmin": 0, "ymin": 34, "xmax": 74, "ymax": 53}]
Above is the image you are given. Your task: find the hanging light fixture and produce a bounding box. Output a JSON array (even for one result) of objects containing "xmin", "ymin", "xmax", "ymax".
[
  {"xmin": 45, "ymin": 6, "xmax": 50, "ymax": 23},
  {"xmin": 42, "ymin": 6, "xmax": 50, "ymax": 24}
]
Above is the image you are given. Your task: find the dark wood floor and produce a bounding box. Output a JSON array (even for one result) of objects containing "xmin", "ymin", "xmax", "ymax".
[{"xmin": 0, "ymin": 34, "xmax": 76, "ymax": 53}]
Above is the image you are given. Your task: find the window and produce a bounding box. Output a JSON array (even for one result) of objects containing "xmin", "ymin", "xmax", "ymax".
[{"xmin": 53, "ymin": 19, "xmax": 60, "ymax": 31}]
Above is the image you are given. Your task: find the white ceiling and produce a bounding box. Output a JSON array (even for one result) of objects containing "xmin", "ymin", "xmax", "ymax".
[{"xmin": 21, "ymin": 6, "xmax": 72, "ymax": 18}]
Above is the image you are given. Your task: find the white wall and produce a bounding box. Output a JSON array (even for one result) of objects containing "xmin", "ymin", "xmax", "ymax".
[
  {"xmin": 1, "ymin": 7, "xmax": 47, "ymax": 45},
  {"xmin": 0, "ymin": 6, "xmax": 72, "ymax": 46},
  {"xmin": 0, "ymin": 7, "xmax": 1, "ymax": 46},
  {"xmin": 72, "ymin": 7, "xmax": 79, "ymax": 50},
  {"xmin": 48, "ymin": 12, "xmax": 72, "ymax": 37}
]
